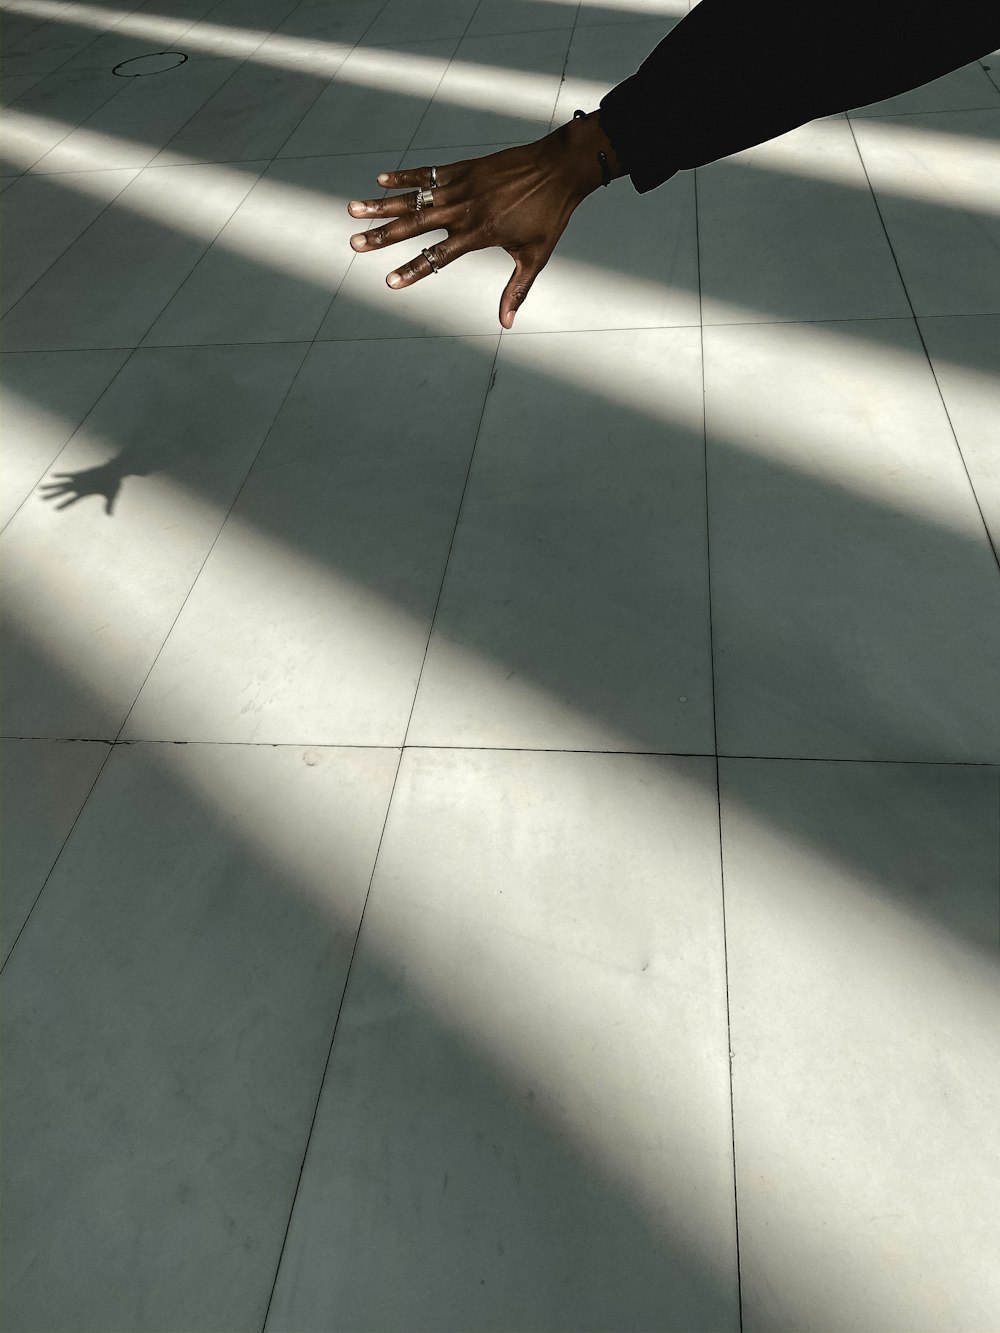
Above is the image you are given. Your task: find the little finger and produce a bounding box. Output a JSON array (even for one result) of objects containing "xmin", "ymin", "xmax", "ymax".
[{"xmin": 386, "ymin": 236, "xmax": 468, "ymax": 288}]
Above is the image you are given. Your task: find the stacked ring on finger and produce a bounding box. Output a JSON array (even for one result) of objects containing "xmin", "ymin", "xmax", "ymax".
[
  {"xmin": 414, "ymin": 187, "xmax": 434, "ymax": 212},
  {"xmin": 421, "ymin": 247, "xmax": 440, "ymax": 273}
]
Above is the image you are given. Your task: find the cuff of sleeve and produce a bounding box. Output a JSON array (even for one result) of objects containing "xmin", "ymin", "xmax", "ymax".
[{"xmin": 599, "ymin": 87, "xmax": 681, "ymax": 194}]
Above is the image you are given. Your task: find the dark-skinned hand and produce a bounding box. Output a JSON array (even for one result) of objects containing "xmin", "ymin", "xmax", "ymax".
[{"xmin": 347, "ymin": 116, "xmax": 618, "ymax": 329}]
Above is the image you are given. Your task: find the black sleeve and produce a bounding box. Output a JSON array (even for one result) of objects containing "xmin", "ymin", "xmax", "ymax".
[{"xmin": 598, "ymin": 0, "xmax": 1000, "ymax": 193}]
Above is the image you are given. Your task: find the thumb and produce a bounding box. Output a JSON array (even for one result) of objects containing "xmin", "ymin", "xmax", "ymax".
[{"xmin": 499, "ymin": 251, "xmax": 544, "ymax": 329}]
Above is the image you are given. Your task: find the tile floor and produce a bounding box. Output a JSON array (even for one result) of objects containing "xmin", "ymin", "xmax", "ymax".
[{"xmin": 2, "ymin": 1, "xmax": 999, "ymax": 1329}]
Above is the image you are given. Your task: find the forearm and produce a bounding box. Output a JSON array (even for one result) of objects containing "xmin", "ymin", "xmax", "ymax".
[{"xmin": 597, "ymin": 0, "xmax": 1000, "ymax": 194}]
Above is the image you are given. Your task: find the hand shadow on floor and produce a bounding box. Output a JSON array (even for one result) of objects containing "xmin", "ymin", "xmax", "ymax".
[{"xmin": 37, "ymin": 458, "xmax": 139, "ymax": 515}]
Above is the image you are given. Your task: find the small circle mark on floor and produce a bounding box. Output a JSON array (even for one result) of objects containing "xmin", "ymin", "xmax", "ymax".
[{"xmin": 112, "ymin": 51, "xmax": 188, "ymax": 77}]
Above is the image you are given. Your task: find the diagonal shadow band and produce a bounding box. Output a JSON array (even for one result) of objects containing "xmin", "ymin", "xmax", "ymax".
[
  {"xmin": 2, "ymin": 624, "xmax": 996, "ymax": 1331},
  {"xmin": 2, "ymin": 314, "xmax": 998, "ymax": 959},
  {"xmin": 0, "ymin": 683, "xmax": 742, "ymax": 1331},
  {"xmin": 2, "ymin": 7, "xmax": 999, "ymax": 1330},
  {"xmin": 1, "ymin": 99, "xmax": 998, "ymax": 967}
]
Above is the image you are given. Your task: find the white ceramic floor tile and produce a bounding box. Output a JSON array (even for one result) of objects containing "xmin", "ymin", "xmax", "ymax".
[
  {"xmin": 320, "ymin": 140, "xmax": 521, "ymax": 340},
  {"xmin": 0, "ymin": 65, "xmax": 126, "ymax": 173},
  {"xmin": 412, "ymin": 28, "xmax": 572, "ymax": 148},
  {"xmin": 143, "ymin": 151, "xmax": 390, "ymax": 345},
  {"xmin": 848, "ymin": 58, "xmax": 1000, "ymax": 116},
  {"xmin": 130, "ymin": 0, "xmax": 227, "ymax": 20},
  {"xmin": 510, "ymin": 167, "xmax": 699, "ymax": 332},
  {"xmin": 576, "ymin": 0, "xmax": 693, "ymax": 24},
  {"xmin": 151, "ymin": 51, "xmax": 334, "ymax": 164},
  {"xmin": 704, "ymin": 317, "xmax": 1000, "ymax": 762},
  {"xmin": 0, "ymin": 347, "xmax": 131, "ymax": 528},
  {"xmin": 38, "ymin": 17, "xmax": 208, "ymax": 80},
  {"xmin": 0, "ymin": 737, "xmax": 108, "ymax": 963},
  {"xmin": 1, "ymin": 167, "xmax": 138, "ymax": 316},
  {"xmin": 0, "ymin": 740, "xmax": 399, "ymax": 1332},
  {"xmin": 273, "ymin": 0, "xmax": 387, "ymax": 48},
  {"xmin": 124, "ymin": 335, "xmax": 496, "ymax": 744},
  {"xmin": 0, "ymin": 159, "xmax": 266, "ymax": 350},
  {"xmin": 1, "ymin": 11, "xmax": 59, "ymax": 49},
  {"xmin": 698, "ymin": 117, "xmax": 911, "ymax": 324},
  {"xmin": 852, "ymin": 109, "xmax": 1000, "ymax": 315},
  {"xmin": 31, "ymin": 54, "xmax": 240, "ymax": 173},
  {"xmin": 550, "ymin": 17, "xmax": 682, "ymax": 125},
  {"xmin": 364, "ymin": 0, "xmax": 480, "ymax": 43},
  {"xmin": 0, "ymin": 71, "xmax": 46, "ymax": 101},
  {"xmin": 53, "ymin": 0, "xmax": 242, "ymax": 71},
  {"xmin": 581, "ymin": 0, "xmax": 689, "ymax": 21},
  {"xmin": 1, "ymin": 342, "xmax": 306, "ymax": 738},
  {"xmin": 0, "ymin": 10, "xmax": 110, "ymax": 78},
  {"xmin": 8, "ymin": 65, "xmax": 139, "ymax": 154},
  {"xmin": 917, "ymin": 314, "xmax": 1000, "ymax": 554},
  {"xmin": 268, "ymin": 747, "xmax": 739, "ymax": 1333},
  {"xmin": 278, "ymin": 37, "xmax": 458, "ymax": 158},
  {"xmin": 181, "ymin": 0, "xmax": 304, "ymax": 55},
  {"xmin": 408, "ymin": 327, "xmax": 715, "ymax": 751},
  {"xmin": 465, "ymin": 0, "xmax": 583, "ymax": 36},
  {"xmin": 721, "ymin": 757, "xmax": 1000, "ymax": 1332}
]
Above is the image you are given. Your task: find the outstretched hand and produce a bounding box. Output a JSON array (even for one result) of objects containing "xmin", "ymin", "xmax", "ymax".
[
  {"xmin": 39, "ymin": 463, "xmax": 123, "ymax": 515},
  {"xmin": 347, "ymin": 115, "xmax": 619, "ymax": 329}
]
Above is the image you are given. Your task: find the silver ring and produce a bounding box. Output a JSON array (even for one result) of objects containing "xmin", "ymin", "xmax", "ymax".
[
  {"xmin": 430, "ymin": 165, "xmax": 437, "ymax": 187},
  {"xmin": 421, "ymin": 246, "xmax": 440, "ymax": 274},
  {"xmin": 415, "ymin": 187, "xmax": 434, "ymax": 211}
]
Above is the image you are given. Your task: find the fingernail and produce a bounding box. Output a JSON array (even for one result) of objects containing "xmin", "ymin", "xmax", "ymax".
[
  {"xmin": 387, "ymin": 273, "xmax": 402, "ymax": 288},
  {"xmin": 377, "ymin": 173, "xmax": 389, "ymax": 184},
  {"xmin": 348, "ymin": 200, "xmax": 363, "ymax": 213}
]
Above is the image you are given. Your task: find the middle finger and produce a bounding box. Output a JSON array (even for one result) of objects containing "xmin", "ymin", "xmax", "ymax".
[{"xmin": 348, "ymin": 190, "xmax": 423, "ymax": 219}]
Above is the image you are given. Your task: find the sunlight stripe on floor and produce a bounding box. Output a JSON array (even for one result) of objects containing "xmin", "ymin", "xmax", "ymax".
[
  {"xmin": 2, "ymin": 108, "xmax": 996, "ymax": 541},
  {"xmin": 4, "ymin": 0, "xmax": 998, "ymax": 220}
]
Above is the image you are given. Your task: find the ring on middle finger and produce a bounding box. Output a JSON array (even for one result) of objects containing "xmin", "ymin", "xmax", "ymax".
[{"xmin": 415, "ymin": 187, "xmax": 434, "ymax": 211}]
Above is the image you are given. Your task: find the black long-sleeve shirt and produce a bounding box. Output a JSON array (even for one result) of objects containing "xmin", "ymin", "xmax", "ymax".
[{"xmin": 598, "ymin": 0, "xmax": 1000, "ymax": 193}]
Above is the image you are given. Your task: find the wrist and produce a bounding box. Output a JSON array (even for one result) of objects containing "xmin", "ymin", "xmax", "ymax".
[{"xmin": 556, "ymin": 108, "xmax": 626, "ymax": 196}]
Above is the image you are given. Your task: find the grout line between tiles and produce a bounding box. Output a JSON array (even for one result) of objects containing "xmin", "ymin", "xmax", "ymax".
[
  {"xmin": 2, "ymin": 0, "xmax": 249, "ymax": 172},
  {"xmin": 0, "ymin": 0, "xmax": 401, "ymax": 539},
  {"xmin": 0, "ymin": 0, "xmax": 275, "ymax": 323},
  {"xmin": 5, "ymin": 735, "xmax": 999, "ymax": 765},
  {"xmin": 849, "ymin": 101, "xmax": 1000, "ymax": 118},
  {"xmin": 2, "ymin": 0, "xmax": 157, "ymax": 94},
  {"xmin": 695, "ymin": 158, "xmax": 744, "ymax": 1333},
  {"xmin": 258, "ymin": 731, "xmax": 408, "ymax": 1331},
  {"xmin": 119, "ymin": 0, "xmax": 366, "ymax": 342},
  {"xmin": 258, "ymin": 2, "xmax": 510, "ymax": 1320},
  {"xmin": 1, "ymin": 0, "xmax": 416, "ymax": 339},
  {"xmin": 0, "ymin": 737, "xmax": 115, "ymax": 976},
  {"xmin": 843, "ymin": 116, "xmax": 1000, "ymax": 576},
  {"xmin": 4, "ymin": 308, "xmax": 996, "ymax": 363},
  {"xmin": 110, "ymin": 341, "xmax": 314, "ymax": 747}
]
